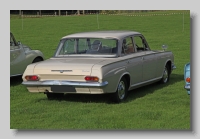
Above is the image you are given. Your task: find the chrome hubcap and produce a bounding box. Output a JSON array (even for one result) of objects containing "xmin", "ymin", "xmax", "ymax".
[
  {"xmin": 162, "ymin": 67, "xmax": 168, "ymax": 83},
  {"xmin": 117, "ymin": 81, "xmax": 126, "ymax": 99}
]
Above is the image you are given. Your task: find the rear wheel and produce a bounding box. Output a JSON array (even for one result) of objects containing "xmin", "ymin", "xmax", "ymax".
[
  {"xmin": 46, "ymin": 93, "xmax": 64, "ymax": 100},
  {"xmin": 110, "ymin": 78, "xmax": 128, "ymax": 103}
]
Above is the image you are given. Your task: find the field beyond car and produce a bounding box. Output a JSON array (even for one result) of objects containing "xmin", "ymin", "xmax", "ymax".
[
  {"xmin": 22, "ymin": 30, "xmax": 176, "ymax": 103},
  {"xmin": 10, "ymin": 32, "xmax": 44, "ymax": 77}
]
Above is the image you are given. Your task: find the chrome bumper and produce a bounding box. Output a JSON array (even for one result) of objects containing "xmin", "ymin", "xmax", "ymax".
[
  {"xmin": 172, "ymin": 63, "xmax": 176, "ymax": 70},
  {"xmin": 22, "ymin": 80, "xmax": 108, "ymax": 87},
  {"xmin": 184, "ymin": 84, "xmax": 190, "ymax": 90}
]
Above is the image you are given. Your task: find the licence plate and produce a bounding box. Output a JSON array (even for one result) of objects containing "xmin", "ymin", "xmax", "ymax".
[{"xmin": 51, "ymin": 86, "xmax": 76, "ymax": 93}]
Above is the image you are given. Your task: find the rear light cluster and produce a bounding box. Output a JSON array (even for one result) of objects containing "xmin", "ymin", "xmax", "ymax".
[
  {"xmin": 186, "ymin": 77, "xmax": 190, "ymax": 83},
  {"xmin": 25, "ymin": 75, "xmax": 39, "ymax": 81},
  {"xmin": 84, "ymin": 76, "xmax": 99, "ymax": 82},
  {"xmin": 25, "ymin": 75, "xmax": 99, "ymax": 82}
]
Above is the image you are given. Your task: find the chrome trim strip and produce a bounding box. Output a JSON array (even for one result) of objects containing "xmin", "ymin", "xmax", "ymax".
[
  {"xmin": 130, "ymin": 77, "xmax": 161, "ymax": 88},
  {"xmin": 184, "ymin": 84, "xmax": 190, "ymax": 90},
  {"xmin": 22, "ymin": 80, "xmax": 108, "ymax": 87},
  {"xmin": 51, "ymin": 70, "xmax": 72, "ymax": 73}
]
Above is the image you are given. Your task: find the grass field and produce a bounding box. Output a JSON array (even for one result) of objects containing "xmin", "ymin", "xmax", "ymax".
[{"xmin": 10, "ymin": 10, "xmax": 190, "ymax": 129}]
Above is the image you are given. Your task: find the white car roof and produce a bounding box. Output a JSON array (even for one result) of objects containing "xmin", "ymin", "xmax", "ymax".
[{"xmin": 62, "ymin": 30, "xmax": 141, "ymax": 40}]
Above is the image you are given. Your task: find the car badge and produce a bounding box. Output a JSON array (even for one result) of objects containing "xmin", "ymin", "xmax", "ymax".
[
  {"xmin": 51, "ymin": 70, "xmax": 72, "ymax": 73},
  {"xmin": 60, "ymin": 70, "xmax": 64, "ymax": 73}
]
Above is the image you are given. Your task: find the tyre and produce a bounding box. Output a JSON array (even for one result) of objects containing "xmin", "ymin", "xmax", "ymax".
[
  {"xmin": 110, "ymin": 77, "xmax": 128, "ymax": 103},
  {"xmin": 32, "ymin": 57, "xmax": 43, "ymax": 63},
  {"xmin": 46, "ymin": 93, "xmax": 64, "ymax": 100},
  {"xmin": 160, "ymin": 65, "xmax": 170, "ymax": 84}
]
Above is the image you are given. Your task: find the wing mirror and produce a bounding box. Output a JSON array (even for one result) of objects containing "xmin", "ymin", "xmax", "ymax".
[{"xmin": 162, "ymin": 45, "xmax": 168, "ymax": 51}]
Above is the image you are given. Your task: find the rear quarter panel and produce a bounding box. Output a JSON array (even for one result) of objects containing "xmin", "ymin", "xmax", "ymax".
[
  {"xmin": 91, "ymin": 58, "xmax": 129, "ymax": 93},
  {"xmin": 25, "ymin": 50, "xmax": 44, "ymax": 63}
]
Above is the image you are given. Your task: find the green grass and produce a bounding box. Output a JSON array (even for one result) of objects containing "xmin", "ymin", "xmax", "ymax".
[{"xmin": 10, "ymin": 10, "xmax": 190, "ymax": 130}]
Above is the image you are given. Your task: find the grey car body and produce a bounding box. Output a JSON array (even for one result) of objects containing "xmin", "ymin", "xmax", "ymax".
[
  {"xmin": 22, "ymin": 31, "xmax": 176, "ymax": 103},
  {"xmin": 10, "ymin": 32, "xmax": 44, "ymax": 77}
]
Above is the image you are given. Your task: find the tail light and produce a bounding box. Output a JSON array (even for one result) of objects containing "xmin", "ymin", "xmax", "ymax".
[
  {"xmin": 84, "ymin": 76, "xmax": 99, "ymax": 82},
  {"xmin": 186, "ymin": 77, "xmax": 190, "ymax": 83},
  {"xmin": 25, "ymin": 75, "xmax": 39, "ymax": 81}
]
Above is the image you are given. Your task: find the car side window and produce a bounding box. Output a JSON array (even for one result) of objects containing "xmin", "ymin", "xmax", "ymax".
[
  {"xmin": 122, "ymin": 37, "xmax": 135, "ymax": 55},
  {"xmin": 10, "ymin": 35, "xmax": 16, "ymax": 46},
  {"xmin": 10, "ymin": 34, "xmax": 20, "ymax": 50},
  {"xmin": 133, "ymin": 36, "xmax": 149, "ymax": 52}
]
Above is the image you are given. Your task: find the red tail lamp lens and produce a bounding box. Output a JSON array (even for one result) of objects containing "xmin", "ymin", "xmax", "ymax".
[
  {"xmin": 25, "ymin": 75, "xmax": 39, "ymax": 81},
  {"xmin": 84, "ymin": 76, "xmax": 99, "ymax": 82},
  {"xmin": 186, "ymin": 77, "xmax": 190, "ymax": 83}
]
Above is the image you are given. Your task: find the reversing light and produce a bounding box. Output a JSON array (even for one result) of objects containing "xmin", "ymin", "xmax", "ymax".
[
  {"xmin": 25, "ymin": 75, "xmax": 39, "ymax": 81},
  {"xmin": 84, "ymin": 76, "xmax": 99, "ymax": 82},
  {"xmin": 186, "ymin": 77, "xmax": 190, "ymax": 83}
]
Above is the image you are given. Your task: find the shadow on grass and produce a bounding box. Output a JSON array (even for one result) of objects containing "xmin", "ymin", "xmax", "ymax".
[
  {"xmin": 38, "ymin": 73, "xmax": 184, "ymax": 104},
  {"xmin": 64, "ymin": 93, "xmax": 112, "ymax": 103},
  {"xmin": 10, "ymin": 75, "xmax": 23, "ymax": 86},
  {"xmin": 35, "ymin": 93, "xmax": 112, "ymax": 104},
  {"xmin": 126, "ymin": 73, "xmax": 184, "ymax": 102},
  {"xmin": 35, "ymin": 94, "xmax": 112, "ymax": 104}
]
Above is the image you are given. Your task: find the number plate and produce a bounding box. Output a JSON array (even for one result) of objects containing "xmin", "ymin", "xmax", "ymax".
[{"xmin": 51, "ymin": 86, "xmax": 76, "ymax": 93}]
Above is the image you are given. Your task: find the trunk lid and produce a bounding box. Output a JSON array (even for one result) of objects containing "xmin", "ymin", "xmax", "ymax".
[{"xmin": 33, "ymin": 58, "xmax": 105, "ymax": 81}]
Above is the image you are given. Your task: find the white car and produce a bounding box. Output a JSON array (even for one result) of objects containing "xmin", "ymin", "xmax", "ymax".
[
  {"xmin": 10, "ymin": 32, "xmax": 44, "ymax": 77},
  {"xmin": 22, "ymin": 31, "xmax": 176, "ymax": 103}
]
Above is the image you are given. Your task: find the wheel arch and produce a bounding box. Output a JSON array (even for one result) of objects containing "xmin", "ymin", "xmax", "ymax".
[
  {"xmin": 165, "ymin": 60, "xmax": 172, "ymax": 75},
  {"xmin": 110, "ymin": 72, "xmax": 130, "ymax": 103},
  {"xmin": 117, "ymin": 72, "xmax": 131, "ymax": 91},
  {"xmin": 32, "ymin": 56, "xmax": 44, "ymax": 63}
]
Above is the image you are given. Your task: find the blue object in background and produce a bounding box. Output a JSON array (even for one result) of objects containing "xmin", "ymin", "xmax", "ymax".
[{"xmin": 184, "ymin": 63, "xmax": 190, "ymax": 95}]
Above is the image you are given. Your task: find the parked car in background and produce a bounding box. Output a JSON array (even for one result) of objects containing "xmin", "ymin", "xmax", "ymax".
[
  {"xmin": 184, "ymin": 62, "xmax": 190, "ymax": 95},
  {"xmin": 10, "ymin": 32, "xmax": 44, "ymax": 77},
  {"xmin": 22, "ymin": 30, "xmax": 176, "ymax": 103}
]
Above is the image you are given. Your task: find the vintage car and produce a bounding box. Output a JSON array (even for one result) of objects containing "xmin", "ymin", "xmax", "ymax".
[
  {"xmin": 10, "ymin": 32, "xmax": 44, "ymax": 77},
  {"xmin": 184, "ymin": 62, "xmax": 190, "ymax": 95},
  {"xmin": 22, "ymin": 31, "xmax": 176, "ymax": 103}
]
